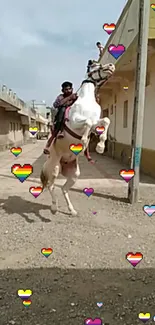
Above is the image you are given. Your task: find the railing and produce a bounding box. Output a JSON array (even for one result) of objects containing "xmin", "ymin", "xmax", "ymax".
[{"xmin": 0, "ymin": 84, "xmax": 28, "ymax": 110}]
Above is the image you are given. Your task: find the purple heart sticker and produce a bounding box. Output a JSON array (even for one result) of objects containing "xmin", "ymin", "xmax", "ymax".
[
  {"xmin": 84, "ymin": 318, "xmax": 102, "ymax": 325},
  {"xmin": 83, "ymin": 188, "xmax": 94, "ymax": 197},
  {"xmin": 108, "ymin": 44, "xmax": 125, "ymax": 59}
]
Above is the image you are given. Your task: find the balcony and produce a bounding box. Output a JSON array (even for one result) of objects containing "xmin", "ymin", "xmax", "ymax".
[{"xmin": 0, "ymin": 85, "xmax": 27, "ymax": 112}]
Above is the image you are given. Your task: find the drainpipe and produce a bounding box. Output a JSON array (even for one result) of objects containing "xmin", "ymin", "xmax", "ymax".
[{"xmin": 113, "ymin": 104, "xmax": 117, "ymax": 159}]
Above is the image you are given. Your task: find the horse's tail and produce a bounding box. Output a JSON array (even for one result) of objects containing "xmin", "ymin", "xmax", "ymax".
[{"xmin": 40, "ymin": 169, "xmax": 48, "ymax": 189}]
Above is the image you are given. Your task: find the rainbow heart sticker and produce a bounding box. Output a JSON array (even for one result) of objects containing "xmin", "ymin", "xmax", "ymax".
[
  {"xmin": 69, "ymin": 143, "xmax": 83, "ymax": 155},
  {"xmin": 151, "ymin": 3, "xmax": 155, "ymax": 11},
  {"xmin": 18, "ymin": 289, "xmax": 32, "ymax": 299},
  {"xmin": 108, "ymin": 44, "xmax": 125, "ymax": 59},
  {"xmin": 29, "ymin": 127, "xmax": 38, "ymax": 136},
  {"xmin": 119, "ymin": 169, "xmax": 135, "ymax": 183},
  {"xmin": 23, "ymin": 300, "xmax": 32, "ymax": 307},
  {"xmin": 126, "ymin": 252, "xmax": 143, "ymax": 267},
  {"xmin": 11, "ymin": 164, "xmax": 33, "ymax": 183},
  {"xmin": 138, "ymin": 313, "xmax": 150, "ymax": 322},
  {"xmin": 41, "ymin": 248, "xmax": 53, "ymax": 258},
  {"xmin": 95, "ymin": 126, "xmax": 105, "ymax": 135},
  {"xmin": 103, "ymin": 23, "xmax": 116, "ymax": 35},
  {"xmin": 29, "ymin": 186, "xmax": 43, "ymax": 198},
  {"xmin": 10, "ymin": 147, "xmax": 22, "ymax": 157}
]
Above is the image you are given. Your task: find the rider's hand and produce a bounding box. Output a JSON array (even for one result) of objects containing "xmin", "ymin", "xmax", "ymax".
[{"xmin": 71, "ymin": 93, "xmax": 78, "ymax": 100}]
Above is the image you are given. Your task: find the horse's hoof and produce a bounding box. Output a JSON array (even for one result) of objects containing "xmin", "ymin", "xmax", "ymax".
[
  {"xmin": 70, "ymin": 209, "xmax": 78, "ymax": 216},
  {"xmin": 50, "ymin": 205, "xmax": 57, "ymax": 214},
  {"xmin": 96, "ymin": 143, "xmax": 105, "ymax": 154}
]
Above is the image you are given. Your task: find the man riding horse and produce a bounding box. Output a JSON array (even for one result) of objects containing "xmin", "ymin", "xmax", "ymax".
[{"xmin": 44, "ymin": 80, "xmax": 97, "ymax": 163}]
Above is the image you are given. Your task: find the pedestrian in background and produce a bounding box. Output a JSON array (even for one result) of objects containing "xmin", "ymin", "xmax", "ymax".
[{"xmin": 96, "ymin": 41, "xmax": 104, "ymax": 58}]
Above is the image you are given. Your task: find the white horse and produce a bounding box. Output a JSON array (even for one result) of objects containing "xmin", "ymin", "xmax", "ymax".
[{"xmin": 40, "ymin": 62, "xmax": 115, "ymax": 216}]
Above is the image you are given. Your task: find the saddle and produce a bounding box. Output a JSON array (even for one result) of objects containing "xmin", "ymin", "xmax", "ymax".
[{"xmin": 44, "ymin": 107, "xmax": 95, "ymax": 163}]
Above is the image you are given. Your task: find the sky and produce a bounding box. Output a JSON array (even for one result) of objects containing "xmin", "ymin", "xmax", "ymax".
[{"xmin": 0, "ymin": 0, "xmax": 127, "ymax": 105}]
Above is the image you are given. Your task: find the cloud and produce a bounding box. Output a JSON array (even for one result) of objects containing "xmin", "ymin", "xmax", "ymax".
[{"xmin": 0, "ymin": 0, "xmax": 127, "ymax": 104}]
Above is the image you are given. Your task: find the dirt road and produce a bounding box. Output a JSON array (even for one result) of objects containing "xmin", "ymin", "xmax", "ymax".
[{"xmin": 0, "ymin": 140, "xmax": 155, "ymax": 325}]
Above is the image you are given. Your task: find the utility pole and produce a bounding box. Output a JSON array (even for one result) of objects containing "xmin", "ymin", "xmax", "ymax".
[
  {"xmin": 32, "ymin": 99, "xmax": 35, "ymax": 109},
  {"xmin": 128, "ymin": 0, "xmax": 150, "ymax": 203}
]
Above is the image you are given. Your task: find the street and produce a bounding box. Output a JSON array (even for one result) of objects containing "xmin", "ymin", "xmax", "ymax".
[{"xmin": 0, "ymin": 140, "xmax": 155, "ymax": 325}]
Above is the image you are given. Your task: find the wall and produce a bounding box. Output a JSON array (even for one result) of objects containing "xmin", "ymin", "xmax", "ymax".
[
  {"xmin": 0, "ymin": 107, "xmax": 24, "ymax": 150},
  {"xmin": 100, "ymin": 53, "xmax": 155, "ymax": 150},
  {"xmin": 142, "ymin": 53, "xmax": 155, "ymax": 150},
  {"xmin": 99, "ymin": 53, "xmax": 155, "ymax": 176},
  {"xmin": 34, "ymin": 104, "xmax": 47, "ymax": 118},
  {"xmin": 36, "ymin": 122, "xmax": 47, "ymax": 132},
  {"xmin": 149, "ymin": 0, "xmax": 155, "ymax": 38}
]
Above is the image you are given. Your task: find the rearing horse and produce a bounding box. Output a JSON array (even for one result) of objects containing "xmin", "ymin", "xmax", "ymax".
[{"xmin": 40, "ymin": 62, "xmax": 115, "ymax": 216}]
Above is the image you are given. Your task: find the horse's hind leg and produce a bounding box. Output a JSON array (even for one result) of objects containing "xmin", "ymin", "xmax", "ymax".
[
  {"xmin": 62, "ymin": 177, "xmax": 77, "ymax": 216},
  {"xmin": 48, "ymin": 176, "xmax": 58, "ymax": 214},
  {"xmin": 62, "ymin": 164, "xmax": 80, "ymax": 216},
  {"xmin": 42, "ymin": 146, "xmax": 60, "ymax": 214}
]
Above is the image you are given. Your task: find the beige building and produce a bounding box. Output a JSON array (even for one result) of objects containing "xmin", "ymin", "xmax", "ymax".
[
  {"xmin": 0, "ymin": 85, "xmax": 48, "ymax": 150},
  {"xmin": 98, "ymin": 0, "xmax": 155, "ymax": 177},
  {"xmin": 0, "ymin": 86, "xmax": 28, "ymax": 150}
]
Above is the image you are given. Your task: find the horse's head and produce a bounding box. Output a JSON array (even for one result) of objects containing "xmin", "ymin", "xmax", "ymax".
[{"xmin": 87, "ymin": 62, "xmax": 115, "ymax": 87}]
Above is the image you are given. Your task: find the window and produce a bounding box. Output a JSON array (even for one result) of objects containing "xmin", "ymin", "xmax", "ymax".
[
  {"xmin": 10, "ymin": 122, "xmax": 12, "ymax": 131},
  {"xmin": 145, "ymin": 72, "xmax": 150, "ymax": 87},
  {"xmin": 123, "ymin": 100, "xmax": 128, "ymax": 128}
]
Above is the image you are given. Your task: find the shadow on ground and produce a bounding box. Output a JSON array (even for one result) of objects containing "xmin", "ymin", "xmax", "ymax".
[
  {"xmin": 0, "ymin": 190, "xmax": 129, "ymax": 227},
  {"xmin": 0, "ymin": 267, "xmax": 154, "ymax": 325},
  {"xmin": 0, "ymin": 196, "xmax": 51, "ymax": 223}
]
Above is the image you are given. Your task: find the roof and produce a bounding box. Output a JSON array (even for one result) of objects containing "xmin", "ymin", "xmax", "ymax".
[{"xmin": 36, "ymin": 114, "xmax": 48, "ymax": 124}]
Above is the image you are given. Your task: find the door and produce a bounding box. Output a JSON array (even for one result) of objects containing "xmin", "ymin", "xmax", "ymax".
[
  {"xmin": 102, "ymin": 109, "xmax": 109, "ymax": 152},
  {"xmin": 102, "ymin": 108, "xmax": 109, "ymax": 118},
  {"xmin": 13, "ymin": 122, "xmax": 16, "ymax": 141}
]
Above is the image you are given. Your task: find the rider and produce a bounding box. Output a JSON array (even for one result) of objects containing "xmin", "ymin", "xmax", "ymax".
[
  {"xmin": 43, "ymin": 80, "xmax": 95, "ymax": 164},
  {"xmin": 44, "ymin": 81, "xmax": 78, "ymax": 154}
]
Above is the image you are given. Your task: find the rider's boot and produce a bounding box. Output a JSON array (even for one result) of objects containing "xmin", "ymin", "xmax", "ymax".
[{"xmin": 84, "ymin": 147, "xmax": 95, "ymax": 164}]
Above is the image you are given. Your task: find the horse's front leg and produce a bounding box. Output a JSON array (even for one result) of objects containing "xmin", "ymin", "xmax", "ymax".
[
  {"xmin": 81, "ymin": 119, "xmax": 93, "ymax": 150},
  {"xmin": 62, "ymin": 163, "xmax": 80, "ymax": 216},
  {"xmin": 94, "ymin": 117, "xmax": 110, "ymax": 154}
]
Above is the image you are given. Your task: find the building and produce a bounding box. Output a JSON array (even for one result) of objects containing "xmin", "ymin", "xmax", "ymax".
[
  {"xmin": 0, "ymin": 86, "xmax": 49, "ymax": 150},
  {"xmin": 29, "ymin": 101, "xmax": 50, "ymax": 134},
  {"xmin": 98, "ymin": 0, "xmax": 155, "ymax": 177},
  {"xmin": 0, "ymin": 85, "xmax": 32, "ymax": 150}
]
